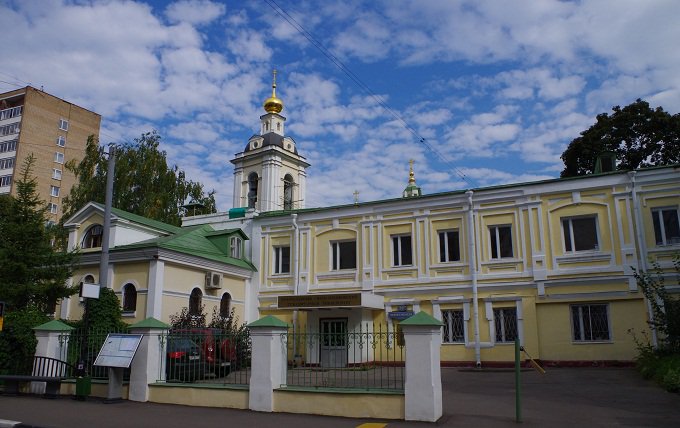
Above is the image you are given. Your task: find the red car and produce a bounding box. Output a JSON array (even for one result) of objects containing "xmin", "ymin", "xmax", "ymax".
[{"xmin": 172, "ymin": 328, "xmax": 237, "ymax": 377}]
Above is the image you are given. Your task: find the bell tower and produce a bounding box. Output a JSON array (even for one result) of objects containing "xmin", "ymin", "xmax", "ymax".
[{"xmin": 231, "ymin": 70, "xmax": 310, "ymax": 212}]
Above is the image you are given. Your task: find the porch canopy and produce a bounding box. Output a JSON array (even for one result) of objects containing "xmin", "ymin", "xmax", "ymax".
[{"xmin": 276, "ymin": 292, "xmax": 384, "ymax": 310}]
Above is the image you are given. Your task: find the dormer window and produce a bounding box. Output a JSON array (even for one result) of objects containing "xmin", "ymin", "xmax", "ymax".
[
  {"xmin": 82, "ymin": 224, "xmax": 103, "ymax": 248},
  {"xmin": 230, "ymin": 236, "xmax": 242, "ymax": 258}
]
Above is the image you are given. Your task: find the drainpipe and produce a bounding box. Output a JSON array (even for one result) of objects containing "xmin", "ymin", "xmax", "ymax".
[
  {"xmin": 466, "ymin": 190, "xmax": 482, "ymax": 368},
  {"xmin": 291, "ymin": 214, "xmax": 300, "ymax": 359},
  {"xmin": 629, "ymin": 172, "xmax": 658, "ymax": 347}
]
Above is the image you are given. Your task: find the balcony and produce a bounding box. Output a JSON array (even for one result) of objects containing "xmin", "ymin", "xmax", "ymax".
[{"xmin": 0, "ymin": 105, "xmax": 22, "ymax": 121}]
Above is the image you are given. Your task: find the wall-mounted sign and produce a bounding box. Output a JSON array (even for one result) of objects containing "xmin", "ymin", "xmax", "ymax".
[
  {"xmin": 388, "ymin": 310, "xmax": 415, "ymax": 320},
  {"xmin": 278, "ymin": 293, "xmax": 362, "ymax": 309},
  {"xmin": 94, "ymin": 333, "xmax": 143, "ymax": 368}
]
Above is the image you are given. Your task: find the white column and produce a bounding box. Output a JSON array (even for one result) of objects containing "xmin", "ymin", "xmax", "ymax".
[
  {"xmin": 233, "ymin": 166, "xmax": 244, "ymax": 208},
  {"xmin": 32, "ymin": 320, "xmax": 74, "ymax": 394},
  {"xmin": 128, "ymin": 322, "xmax": 169, "ymax": 402},
  {"xmin": 401, "ymin": 312, "xmax": 443, "ymax": 422},
  {"xmin": 146, "ymin": 259, "xmax": 165, "ymax": 319},
  {"xmin": 248, "ymin": 316, "xmax": 289, "ymax": 412}
]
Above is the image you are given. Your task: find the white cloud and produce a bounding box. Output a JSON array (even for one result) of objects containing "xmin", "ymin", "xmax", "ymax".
[{"xmin": 165, "ymin": 0, "xmax": 226, "ymax": 25}]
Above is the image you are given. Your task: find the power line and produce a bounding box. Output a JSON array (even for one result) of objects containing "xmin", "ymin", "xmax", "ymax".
[{"xmin": 262, "ymin": 0, "xmax": 469, "ymax": 183}]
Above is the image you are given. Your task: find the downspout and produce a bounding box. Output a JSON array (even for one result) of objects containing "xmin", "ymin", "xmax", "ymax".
[
  {"xmin": 466, "ymin": 190, "xmax": 482, "ymax": 368},
  {"xmin": 291, "ymin": 213, "xmax": 300, "ymax": 359},
  {"xmin": 629, "ymin": 171, "xmax": 658, "ymax": 347}
]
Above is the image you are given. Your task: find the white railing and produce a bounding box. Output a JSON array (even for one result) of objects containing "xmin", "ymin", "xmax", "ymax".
[{"xmin": 0, "ymin": 105, "xmax": 22, "ymax": 121}]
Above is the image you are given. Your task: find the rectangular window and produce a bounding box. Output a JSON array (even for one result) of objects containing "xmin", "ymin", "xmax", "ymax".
[
  {"xmin": 0, "ymin": 123, "xmax": 20, "ymax": 136},
  {"xmin": 50, "ymin": 185, "xmax": 60, "ymax": 197},
  {"xmin": 0, "ymin": 157, "xmax": 14, "ymax": 170},
  {"xmin": 230, "ymin": 236, "xmax": 242, "ymax": 259},
  {"xmin": 562, "ymin": 216, "xmax": 599, "ymax": 251},
  {"xmin": 438, "ymin": 230, "xmax": 460, "ymax": 262},
  {"xmin": 48, "ymin": 203, "xmax": 58, "ymax": 214},
  {"xmin": 489, "ymin": 225, "xmax": 513, "ymax": 259},
  {"xmin": 494, "ymin": 307, "xmax": 518, "ymax": 343},
  {"xmin": 274, "ymin": 246, "xmax": 290, "ymax": 274},
  {"xmin": 571, "ymin": 304, "xmax": 610, "ymax": 341},
  {"xmin": 59, "ymin": 119, "xmax": 69, "ymax": 131},
  {"xmin": 0, "ymin": 140, "xmax": 18, "ymax": 153},
  {"xmin": 331, "ymin": 241, "xmax": 356, "ymax": 270},
  {"xmin": 54, "ymin": 152, "xmax": 64, "ymax": 164},
  {"xmin": 652, "ymin": 208, "xmax": 680, "ymax": 246},
  {"xmin": 442, "ymin": 310, "xmax": 465, "ymax": 343},
  {"xmin": 56, "ymin": 136, "xmax": 66, "ymax": 147},
  {"xmin": 0, "ymin": 175, "xmax": 11, "ymax": 187},
  {"xmin": 391, "ymin": 234, "xmax": 413, "ymax": 266},
  {"xmin": 52, "ymin": 169, "xmax": 62, "ymax": 180}
]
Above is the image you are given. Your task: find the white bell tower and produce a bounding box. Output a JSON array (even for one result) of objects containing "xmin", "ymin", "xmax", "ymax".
[{"xmin": 231, "ymin": 70, "xmax": 309, "ymax": 212}]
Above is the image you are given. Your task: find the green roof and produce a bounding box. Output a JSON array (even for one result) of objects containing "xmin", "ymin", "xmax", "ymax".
[
  {"xmin": 400, "ymin": 311, "xmax": 443, "ymax": 326},
  {"xmin": 129, "ymin": 317, "xmax": 170, "ymax": 329},
  {"xmin": 113, "ymin": 224, "xmax": 256, "ymax": 271},
  {"xmin": 91, "ymin": 202, "xmax": 181, "ymax": 234},
  {"xmin": 248, "ymin": 315, "xmax": 290, "ymax": 328},
  {"xmin": 33, "ymin": 319, "xmax": 74, "ymax": 331}
]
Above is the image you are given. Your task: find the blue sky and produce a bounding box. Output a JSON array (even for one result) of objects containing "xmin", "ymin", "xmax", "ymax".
[{"xmin": 2, "ymin": 0, "xmax": 679, "ymax": 211}]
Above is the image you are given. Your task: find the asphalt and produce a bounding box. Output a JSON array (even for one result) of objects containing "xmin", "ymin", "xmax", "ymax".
[{"xmin": 1, "ymin": 367, "xmax": 679, "ymax": 427}]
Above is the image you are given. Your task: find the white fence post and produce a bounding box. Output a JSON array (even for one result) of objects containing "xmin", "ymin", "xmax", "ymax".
[
  {"xmin": 31, "ymin": 320, "xmax": 74, "ymax": 394},
  {"xmin": 401, "ymin": 311, "xmax": 444, "ymax": 422},
  {"xmin": 248, "ymin": 315, "xmax": 289, "ymax": 412},
  {"xmin": 128, "ymin": 318, "xmax": 170, "ymax": 402}
]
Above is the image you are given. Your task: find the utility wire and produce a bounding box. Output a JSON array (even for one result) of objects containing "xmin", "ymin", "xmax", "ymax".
[{"xmin": 262, "ymin": 0, "xmax": 469, "ymax": 183}]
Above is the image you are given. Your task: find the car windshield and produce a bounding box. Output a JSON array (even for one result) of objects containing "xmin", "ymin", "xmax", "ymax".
[{"xmin": 167, "ymin": 337, "xmax": 198, "ymax": 351}]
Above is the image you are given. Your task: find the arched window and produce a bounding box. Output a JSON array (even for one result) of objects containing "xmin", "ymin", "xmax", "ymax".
[
  {"xmin": 82, "ymin": 224, "xmax": 103, "ymax": 248},
  {"xmin": 283, "ymin": 174, "xmax": 294, "ymax": 211},
  {"xmin": 189, "ymin": 288, "xmax": 203, "ymax": 315},
  {"xmin": 248, "ymin": 172, "xmax": 259, "ymax": 209},
  {"xmin": 220, "ymin": 293, "xmax": 232, "ymax": 318},
  {"xmin": 122, "ymin": 283, "xmax": 137, "ymax": 312},
  {"xmin": 83, "ymin": 274, "xmax": 95, "ymax": 284}
]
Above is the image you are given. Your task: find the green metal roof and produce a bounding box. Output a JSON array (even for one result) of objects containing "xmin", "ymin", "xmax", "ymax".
[
  {"xmin": 248, "ymin": 315, "xmax": 290, "ymax": 328},
  {"xmin": 129, "ymin": 317, "xmax": 170, "ymax": 329},
  {"xmin": 91, "ymin": 202, "xmax": 181, "ymax": 234},
  {"xmin": 33, "ymin": 319, "xmax": 74, "ymax": 332}
]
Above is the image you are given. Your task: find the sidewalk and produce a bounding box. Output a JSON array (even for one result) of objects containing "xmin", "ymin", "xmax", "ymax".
[{"xmin": 1, "ymin": 368, "xmax": 679, "ymax": 427}]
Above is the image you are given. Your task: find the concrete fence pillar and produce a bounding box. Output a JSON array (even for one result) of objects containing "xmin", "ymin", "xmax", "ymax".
[
  {"xmin": 32, "ymin": 320, "xmax": 74, "ymax": 394},
  {"xmin": 401, "ymin": 311, "xmax": 444, "ymax": 422},
  {"xmin": 247, "ymin": 315, "xmax": 289, "ymax": 412},
  {"xmin": 128, "ymin": 318, "xmax": 170, "ymax": 402}
]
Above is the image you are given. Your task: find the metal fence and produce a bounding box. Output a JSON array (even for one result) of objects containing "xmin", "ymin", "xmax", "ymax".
[
  {"xmin": 59, "ymin": 326, "xmax": 130, "ymax": 380},
  {"xmin": 157, "ymin": 328, "xmax": 251, "ymax": 386},
  {"xmin": 284, "ymin": 323, "xmax": 405, "ymax": 391}
]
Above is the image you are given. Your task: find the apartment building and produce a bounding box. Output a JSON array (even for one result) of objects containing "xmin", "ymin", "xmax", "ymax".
[{"xmin": 0, "ymin": 86, "xmax": 101, "ymax": 221}]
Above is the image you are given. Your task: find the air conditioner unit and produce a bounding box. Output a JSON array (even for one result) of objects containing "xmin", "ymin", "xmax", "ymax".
[{"xmin": 205, "ymin": 272, "xmax": 222, "ymax": 289}]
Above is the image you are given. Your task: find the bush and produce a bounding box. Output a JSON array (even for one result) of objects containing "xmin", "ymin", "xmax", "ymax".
[
  {"xmin": 662, "ymin": 368, "xmax": 680, "ymax": 393},
  {"xmin": 0, "ymin": 307, "xmax": 49, "ymax": 374}
]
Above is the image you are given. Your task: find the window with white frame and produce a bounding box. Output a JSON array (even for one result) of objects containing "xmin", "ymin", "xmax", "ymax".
[
  {"xmin": 438, "ymin": 230, "xmax": 460, "ymax": 262},
  {"xmin": 50, "ymin": 185, "xmax": 60, "ymax": 197},
  {"xmin": 56, "ymin": 136, "xmax": 66, "ymax": 147},
  {"xmin": 48, "ymin": 203, "xmax": 58, "ymax": 214},
  {"xmin": 54, "ymin": 152, "xmax": 64, "ymax": 164},
  {"xmin": 652, "ymin": 207, "xmax": 680, "ymax": 246},
  {"xmin": 52, "ymin": 169, "xmax": 62, "ymax": 180},
  {"xmin": 230, "ymin": 236, "xmax": 242, "ymax": 258},
  {"xmin": 0, "ymin": 175, "xmax": 11, "ymax": 187},
  {"xmin": 0, "ymin": 140, "xmax": 17, "ymax": 153},
  {"xmin": 81, "ymin": 224, "xmax": 103, "ymax": 248},
  {"xmin": 489, "ymin": 225, "xmax": 513, "ymax": 259},
  {"xmin": 122, "ymin": 283, "xmax": 137, "ymax": 312},
  {"xmin": 442, "ymin": 309, "xmax": 465, "ymax": 343},
  {"xmin": 59, "ymin": 119, "xmax": 69, "ymax": 131},
  {"xmin": 562, "ymin": 216, "xmax": 599, "ymax": 252},
  {"xmin": 0, "ymin": 157, "xmax": 14, "ymax": 170},
  {"xmin": 571, "ymin": 304, "xmax": 610, "ymax": 341},
  {"xmin": 331, "ymin": 241, "xmax": 356, "ymax": 270},
  {"xmin": 494, "ymin": 307, "xmax": 518, "ymax": 343},
  {"xmin": 273, "ymin": 246, "xmax": 291, "ymax": 274},
  {"xmin": 391, "ymin": 234, "xmax": 413, "ymax": 266}
]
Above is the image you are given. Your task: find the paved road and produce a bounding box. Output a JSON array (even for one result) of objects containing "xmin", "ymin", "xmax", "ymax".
[{"xmin": 1, "ymin": 368, "xmax": 679, "ymax": 427}]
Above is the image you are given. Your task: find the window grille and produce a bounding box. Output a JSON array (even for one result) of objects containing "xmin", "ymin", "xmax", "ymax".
[
  {"xmin": 571, "ymin": 304, "xmax": 610, "ymax": 341},
  {"xmin": 442, "ymin": 310, "xmax": 465, "ymax": 343},
  {"xmin": 494, "ymin": 307, "xmax": 518, "ymax": 343}
]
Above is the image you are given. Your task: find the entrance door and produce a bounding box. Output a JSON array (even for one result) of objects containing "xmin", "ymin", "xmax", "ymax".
[{"xmin": 319, "ymin": 319, "xmax": 348, "ymax": 368}]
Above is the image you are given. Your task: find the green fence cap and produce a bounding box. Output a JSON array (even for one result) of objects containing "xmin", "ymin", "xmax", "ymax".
[
  {"xmin": 400, "ymin": 311, "xmax": 443, "ymax": 326},
  {"xmin": 33, "ymin": 319, "xmax": 75, "ymax": 332},
  {"xmin": 248, "ymin": 315, "xmax": 290, "ymax": 328}
]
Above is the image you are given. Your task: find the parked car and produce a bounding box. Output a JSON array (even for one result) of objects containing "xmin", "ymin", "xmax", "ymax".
[
  {"xmin": 166, "ymin": 336, "xmax": 205, "ymax": 382},
  {"xmin": 172, "ymin": 328, "xmax": 238, "ymax": 377}
]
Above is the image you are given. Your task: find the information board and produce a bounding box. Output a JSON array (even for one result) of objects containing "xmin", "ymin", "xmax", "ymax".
[{"xmin": 93, "ymin": 333, "xmax": 143, "ymax": 368}]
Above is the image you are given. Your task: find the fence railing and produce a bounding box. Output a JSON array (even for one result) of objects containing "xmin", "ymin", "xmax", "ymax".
[
  {"xmin": 59, "ymin": 326, "xmax": 130, "ymax": 380},
  {"xmin": 283, "ymin": 323, "xmax": 405, "ymax": 391},
  {"xmin": 157, "ymin": 329, "xmax": 251, "ymax": 386}
]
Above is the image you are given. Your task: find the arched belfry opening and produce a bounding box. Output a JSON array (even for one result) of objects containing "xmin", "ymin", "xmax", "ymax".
[
  {"xmin": 248, "ymin": 172, "xmax": 259, "ymax": 209},
  {"xmin": 283, "ymin": 174, "xmax": 294, "ymax": 210}
]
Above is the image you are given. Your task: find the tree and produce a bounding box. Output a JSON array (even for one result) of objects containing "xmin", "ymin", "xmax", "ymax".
[
  {"xmin": 62, "ymin": 131, "xmax": 216, "ymax": 226},
  {"xmin": 561, "ymin": 99, "xmax": 680, "ymax": 177},
  {"xmin": 0, "ymin": 155, "xmax": 79, "ymax": 314}
]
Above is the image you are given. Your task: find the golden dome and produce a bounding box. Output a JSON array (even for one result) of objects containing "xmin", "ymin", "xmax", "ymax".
[{"xmin": 263, "ymin": 69, "xmax": 284, "ymax": 114}]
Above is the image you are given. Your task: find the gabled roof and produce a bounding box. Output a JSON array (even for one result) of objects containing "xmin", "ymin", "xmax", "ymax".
[
  {"xmin": 113, "ymin": 224, "xmax": 256, "ymax": 271},
  {"xmin": 64, "ymin": 201, "xmax": 181, "ymax": 235}
]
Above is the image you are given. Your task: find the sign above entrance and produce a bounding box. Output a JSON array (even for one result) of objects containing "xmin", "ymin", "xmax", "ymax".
[{"xmin": 278, "ymin": 293, "xmax": 362, "ymax": 308}]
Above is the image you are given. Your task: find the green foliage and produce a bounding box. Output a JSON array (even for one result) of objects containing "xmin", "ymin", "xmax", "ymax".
[
  {"xmin": 73, "ymin": 288, "xmax": 127, "ymax": 333},
  {"xmin": 0, "ymin": 155, "xmax": 79, "ymax": 315},
  {"xmin": 62, "ymin": 132, "xmax": 216, "ymax": 226},
  {"xmin": 0, "ymin": 307, "xmax": 49, "ymax": 375},
  {"xmin": 632, "ymin": 255, "xmax": 680, "ymax": 352},
  {"xmin": 561, "ymin": 99, "xmax": 680, "ymax": 177},
  {"xmin": 169, "ymin": 305, "xmax": 207, "ymax": 330}
]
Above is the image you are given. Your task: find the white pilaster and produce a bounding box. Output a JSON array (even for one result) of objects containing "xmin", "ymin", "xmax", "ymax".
[
  {"xmin": 248, "ymin": 317, "xmax": 288, "ymax": 412},
  {"xmin": 146, "ymin": 259, "xmax": 165, "ymax": 319},
  {"xmin": 128, "ymin": 323, "xmax": 168, "ymax": 402}
]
